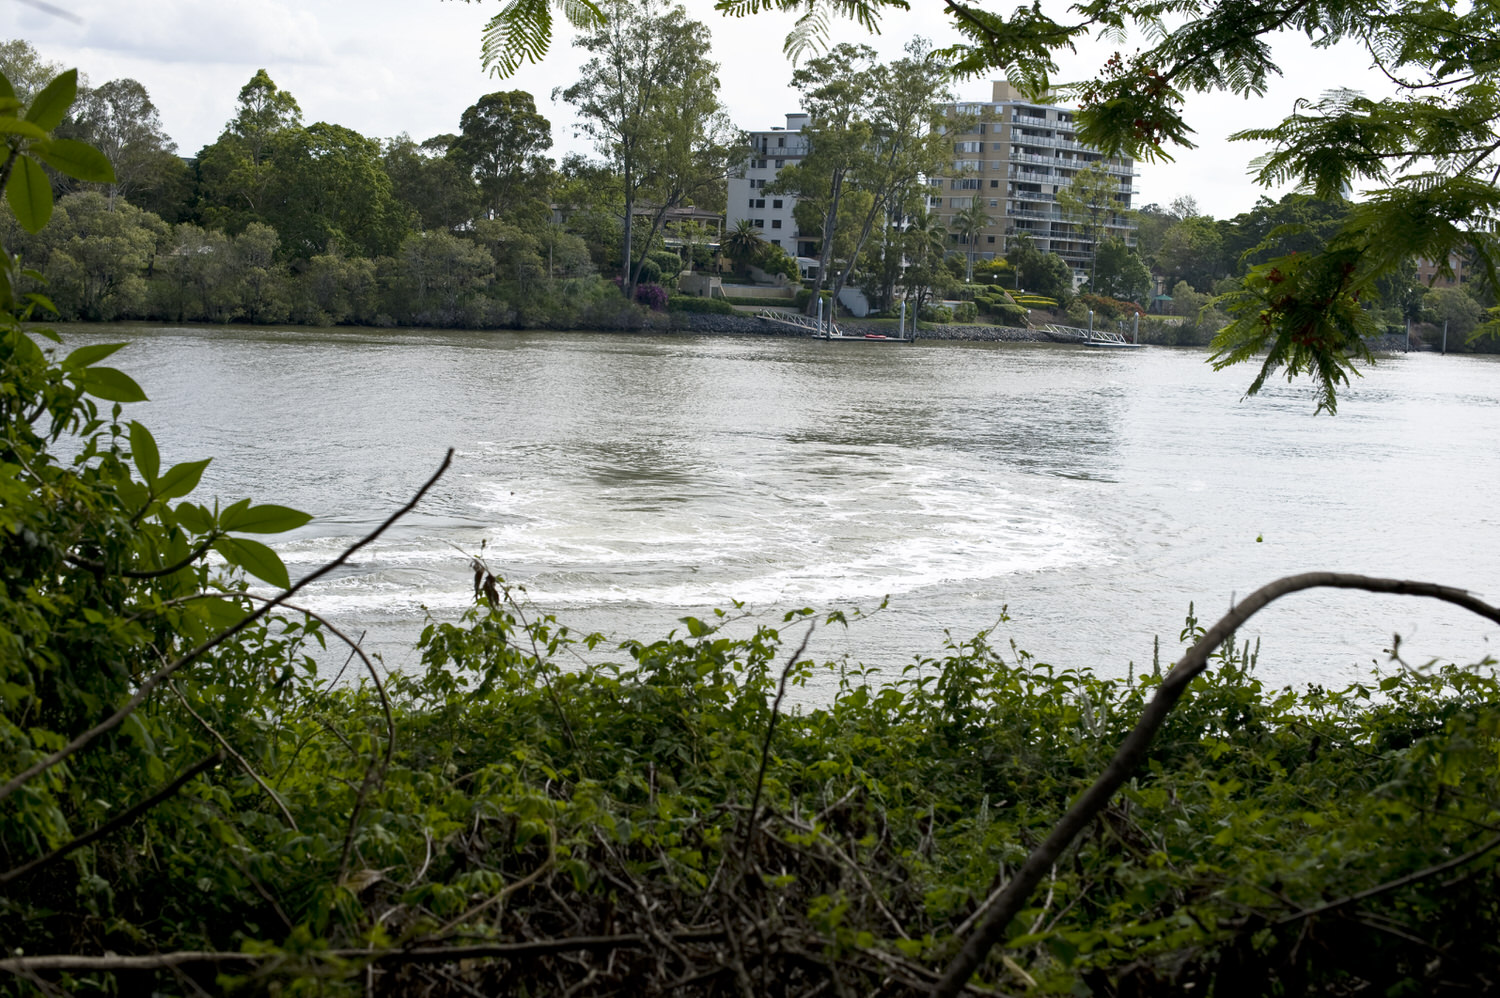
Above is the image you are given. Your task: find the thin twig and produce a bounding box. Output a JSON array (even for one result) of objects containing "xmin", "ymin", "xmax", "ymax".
[
  {"xmin": 168, "ymin": 680, "xmax": 296, "ymax": 830},
  {"xmin": 1275, "ymin": 831, "xmax": 1500, "ymax": 927},
  {"xmin": 746, "ymin": 622, "xmax": 817, "ymax": 835},
  {"xmin": 0, "ymin": 449, "xmax": 452, "ymax": 809},
  {"xmin": 0, "ymin": 929, "xmax": 730, "ymax": 974}
]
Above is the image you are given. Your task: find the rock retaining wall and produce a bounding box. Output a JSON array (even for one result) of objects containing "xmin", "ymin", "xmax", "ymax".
[{"xmin": 674, "ymin": 314, "xmax": 1420, "ymax": 353}]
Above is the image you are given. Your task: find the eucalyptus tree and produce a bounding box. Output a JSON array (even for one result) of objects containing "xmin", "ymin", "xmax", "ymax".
[
  {"xmin": 62, "ymin": 78, "xmax": 183, "ymax": 211},
  {"xmin": 773, "ymin": 41, "xmax": 952, "ymax": 316},
  {"xmin": 557, "ymin": 0, "xmax": 730, "ymax": 298}
]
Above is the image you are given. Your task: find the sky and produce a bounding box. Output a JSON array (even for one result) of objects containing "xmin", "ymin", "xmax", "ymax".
[{"xmin": 9, "ymin": 0, "xmax": 1398, "ymax": 218}]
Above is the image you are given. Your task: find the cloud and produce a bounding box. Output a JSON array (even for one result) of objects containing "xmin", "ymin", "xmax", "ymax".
[{"xmin": 24, "ymin": 0, "xmax": 334, "ymax": 65}]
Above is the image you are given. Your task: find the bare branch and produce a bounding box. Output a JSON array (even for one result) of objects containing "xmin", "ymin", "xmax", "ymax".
[{"xmin": 932, "ymin": 572, "xmax": 1500, "ymax": 998}]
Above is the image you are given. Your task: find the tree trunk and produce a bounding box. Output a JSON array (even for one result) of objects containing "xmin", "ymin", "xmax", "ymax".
[{"xmin": 806, "ymin": 171, "xmax": 845, "ymax": 318}]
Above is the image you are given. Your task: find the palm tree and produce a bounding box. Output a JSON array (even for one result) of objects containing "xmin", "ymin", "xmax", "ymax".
[
  {"xmin": 900, "ymin": 207, "xmax": 949, "ymax": 317},
  {"xmin": 952, "ymin": 202, "xmax": 991, "ymax": 283},
  {"xmin": 722, "ymin": 219, "xmax": 766, "ymax": 275}
]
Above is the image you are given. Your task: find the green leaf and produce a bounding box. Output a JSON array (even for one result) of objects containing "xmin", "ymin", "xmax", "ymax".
[
  {"xmin": 221, "ymin": 502, "xmax": 312, "ymax": 534},
  {"xmin": 175, "ymin": 502, "xmax": 214, "ymax": 534},
  {"xmin": 30, "ymin": 138, "xmax": 115, "ymax": 184},
  {"xmin": 156, "ymin": 459, "xmax": 212, "ymax": 502},
  {"xmin": 25, "ymin": 68, "xmax": 77, "ymax": 131},
  {"xmin": 62, "ymin": 342, "xmax": 127, "ymax": 369},
  {"xmin": 214, "ymin": 537, "xmax": 291, "ymax": 589},
  {"xmin": 6, "ymin": 155, "xmax": 53, "ymax": 233},
  {"xmin": 80, "ymin": 366, "xmax": 147, "ymax": 403},
  {"xmin": 0, "ymin": 71, "xmax": 14, "ymax": 100},
  {"xmin": 0, "ymin": 115, "xmax": 47, "ymax": 140},
  {"xmin": 24, "ymin": 292, "xmax": 59, "ymax": 317},
  {"xmin": 129, "ymin": 421, "xmax": 160, "ymax": 483},
  {"xmin": 200, "ymin": 596, "xmax": 249, "ymax": 630}
]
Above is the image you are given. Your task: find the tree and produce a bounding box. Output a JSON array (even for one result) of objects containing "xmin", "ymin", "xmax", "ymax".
[
  {"xmin": 1006, "ymin": 231, "xmax": 1074, "ymax": 303},
  {"xmin": 448, "ymin": 91, "xmax": 553, "ymax": 226},
  {"xmin": 0, "ymin": 38, "xmax": 65, "ymax": 104},
  {"xmin": 558, "ymin": 0, "xmax": 729, "ymax": 299},
  {"xmin": 952, "ymin": 200, "xmax": 990, "ymax": 283},
  {"xmin": 259, "ymin": 122, "xmax": 408, "ymax": 259},
  {"xmin": 37, "ymin": 192, "xmax": 165, "ymax": 320},
  {"xmin": 1092, "ymin": 234, "xmax": 1151, "ymax": 302},
  {"xmin": 1056, "ymin": 161, "xmax": 1128, "ymax": 290},
  {"xmin": 385, "ymin": 134, "xmax": 479, "ymax": 233},
  {"xmin": 64, "ymin": 78, "xmax": 182, "ymax": 211},
  {"xmin": 722, "ymin": 217, "xmax": 766, "ymax": 273},
  {"xmin": 818, "ymin": 40, "xmax": 954, "ymax": 317},
  {"xmin": 195, "ymin": 69, "xmax": 303, "ymax": 231},
  {"xmin": 1156, "ymin": 213, "xmax": 1225, "ymax": 291}
]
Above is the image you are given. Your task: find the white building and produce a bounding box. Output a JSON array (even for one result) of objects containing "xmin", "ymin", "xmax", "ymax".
[{"xmin": 726, "ymin": 113, "xmax": 818, "ymax": 262}]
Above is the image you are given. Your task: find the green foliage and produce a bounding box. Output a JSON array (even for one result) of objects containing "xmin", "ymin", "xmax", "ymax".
[
  {"xmin": 448, "ymin": 91, "xmax": 553, "ymax": 226},
  {"xmin": 7, "ymin": 224, "xmax": 1500, "ymax": 993},
  {"xmin": 667, "ymin": 293, "xmax": 735, "ymax": 314},
  {"xmin": 0, "ymin": 68, "xmax": 115, "ymax": 234},
  {"xmin": 1212, "ymin": 243, "xmax": 1379, "ymax": 414}
]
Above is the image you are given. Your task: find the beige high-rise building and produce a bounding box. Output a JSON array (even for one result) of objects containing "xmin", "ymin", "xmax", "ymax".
[{"xmin": 930, "ymin": 81, "xmax": 1138, "ymax": 285}]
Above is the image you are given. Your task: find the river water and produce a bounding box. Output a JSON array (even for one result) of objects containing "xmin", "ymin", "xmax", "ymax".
[{"xmin": 63, "ymin": 324, "xmax": 1500, "ymax": 693}]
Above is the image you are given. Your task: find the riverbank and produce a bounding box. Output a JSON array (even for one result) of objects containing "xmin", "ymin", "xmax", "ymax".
[{"xmin": 671, "ymin": 312, "xmax": 1416, "ymax": 352}]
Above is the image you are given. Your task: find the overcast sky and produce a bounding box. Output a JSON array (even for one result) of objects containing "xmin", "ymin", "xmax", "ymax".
[{"xmin": 11, "ymin": 0, "xmax": 1396, "ymax": 218}]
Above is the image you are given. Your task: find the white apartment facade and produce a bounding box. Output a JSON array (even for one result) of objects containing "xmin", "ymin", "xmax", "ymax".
[
  {"xmin": 725, "ymin": 113, "xmax": 818, "ymax": 261},
  {"xmin": 930, "ymin": 81, "xmax": 1138, "ymax": 283}
]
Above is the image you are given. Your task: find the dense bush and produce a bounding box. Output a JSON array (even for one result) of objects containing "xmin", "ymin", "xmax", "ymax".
[{"xmin": 952, "ymin": 300, "xmax": 978, "ymax": 322}]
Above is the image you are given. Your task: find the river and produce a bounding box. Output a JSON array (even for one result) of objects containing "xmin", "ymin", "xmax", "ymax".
[{"xmin": 61, "ymin": 324, "xmax": 1500, "ymax": 694}]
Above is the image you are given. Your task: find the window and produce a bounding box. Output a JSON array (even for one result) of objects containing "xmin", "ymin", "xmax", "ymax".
[
  {"xmin": 753, "ymin": 219, "xmax": 764, "ymax": 228},
  {"xmin": 755, "ymin": 198, "xmax": 765, "ymax": 208},
  {"xmin": 989, "ymin": 199, "xmax": 998, "ymax": 207},
  {"xmin": 771, "ymin": 239, "xmax": 780, "ymax": 247},
  {"xmin": 950, "ymin": 196, "xmax": 973, "ymax": 209},
  {"xmin": 778, "ymin": 136, "xmax": 785, "ymax": 146},
  {"xmin": 772, "ymin": 199, "xmax": 783, "ymax": 208},
  {"xmin": 978, "ymin": 123, "xmax": 986, "ymax": 134},
  {"xmin": 986, "ymin": 235, "xmax": 996, "ymax": 243},
  {"xmin": 954, "ymin": 140, "xmax": 982, "ymax": 154},
  {"xmin": 775, "ymin": 159, "xmax": 785, "ymax": 168},
  {"xmin": 956, "ymin": 178, "xmax": 981, "ymax": 190},
  {"xmin": 990, "ymin": 179, "xmax": 1000, "ymax": 188},
  {"xmin": 927, "ymin": 177, "xmax": 943, "ymax": 187},
  {"xmin": 953, "ymin": 159, "xmax": 980, "ymax": 171},
  {"xmin": 929, "ymin": 196, "xmax": 942, "ymax": 207},
  {"xmin": 771, "ymin": 219, "xmax": 782, "ymax": 229},
  {"xmin": 747, "ymin": 199, "xmax": 755, "ymax": 208}
]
